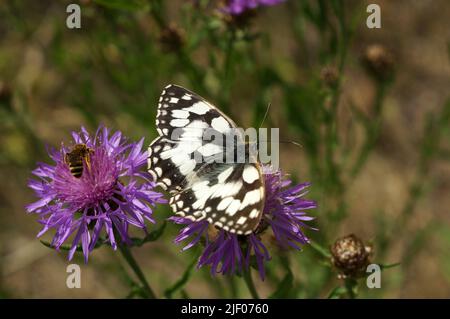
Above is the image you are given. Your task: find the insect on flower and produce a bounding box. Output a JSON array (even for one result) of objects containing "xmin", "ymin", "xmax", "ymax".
[
  {"xmin": 148, "ymin": 84, "xmax": 264, "ymax": 235},
  {"xmin": 26, "ymin": 126, "xmax": 167, "ymax": 262},
  {"xmin": 64, "ymin": 143, "xmax": 94, "ymax": 178},
  {"xmin": 148, "ymin": 85, "xmax": 317, "ymax": 279}
]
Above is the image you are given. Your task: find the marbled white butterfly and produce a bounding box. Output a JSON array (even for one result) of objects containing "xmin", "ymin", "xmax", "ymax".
[{"xmin": 148, "ymin": 85, "xmax": 264, "ymax": 235}]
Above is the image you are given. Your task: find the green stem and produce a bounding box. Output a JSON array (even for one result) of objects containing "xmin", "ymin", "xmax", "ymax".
[
  {"xmin": 344, "ymin": 278, "xmax": 357, "ymax": 299},
  {"xmin": 218, "ymin": 28, "xmax": 236, "ymax": 114},
  {"xmin": 351, "ymin": 81, "xmax": 388, "ymax": 177},
  {"xmin": 118, "ymin": 244, "xmax": 157, "ymax": 299},
  {"xmin": 243, "ymin": 269, "xmax": 260, "ymax": 299},
  {"xmin": 309, "ymin": 240, "xmax": 332, "ymax": 259},
  {"xmin": 335, "ymin": 0, "xmax": 348, "ymax": 72},
  {"xmin": 148, "ymin": 0, "xmax": 207, "ymax": 96}
]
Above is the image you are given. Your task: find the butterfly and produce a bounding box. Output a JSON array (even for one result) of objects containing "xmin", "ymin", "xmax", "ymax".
[{"xmin": 148, "ymin": 84, "xmax": 264, "ymax": 235}]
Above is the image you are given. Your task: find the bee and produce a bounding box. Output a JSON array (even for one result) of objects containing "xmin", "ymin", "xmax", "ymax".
[{"xmin": 64, "ymin": 144, "xmax": 94, "ymax": 178}]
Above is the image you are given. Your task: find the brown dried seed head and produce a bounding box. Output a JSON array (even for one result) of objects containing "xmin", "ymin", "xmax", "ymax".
[{"xmin": 331, "ymin": 234, "xmax": 372, "ymax": 277}]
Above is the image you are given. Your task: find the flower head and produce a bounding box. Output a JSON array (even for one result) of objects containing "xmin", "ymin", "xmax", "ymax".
[
  {"xmin": 26, "ymin": 126, "xmax": 166, "ymax": 262},
  {"xmin": 223, "ymin": 0, "xmax": 285, "ymax": 15},
  {"xmin": 169, "ymin": 167, "xmax": 316, "ymax": 280}
]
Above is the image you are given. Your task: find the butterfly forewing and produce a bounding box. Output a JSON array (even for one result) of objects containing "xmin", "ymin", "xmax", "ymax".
[
  {"xmin": 148, "ymin": 84, "xmax": 264, "ymax": 235},
  {"xmin": 155, "ymin": 85, "xmax": 238, "ymax": 138}
]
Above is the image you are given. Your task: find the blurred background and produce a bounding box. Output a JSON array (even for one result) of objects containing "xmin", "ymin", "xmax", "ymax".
[{"xmin": 0, "ymin": 0, "xmax": 449, "ymax": 298}]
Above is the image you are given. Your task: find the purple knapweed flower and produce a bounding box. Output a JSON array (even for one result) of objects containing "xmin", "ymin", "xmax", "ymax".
[
  {"xmin": 169, "ymin": 167, "xmax": 316, "ymax": 280},
  {"xmin": 223, "ymin": 0, "xmax": 286, "ymax": 15},
  {"xmin": 26, "ymin": 126, "xmax": 166, "ymax": 262}
]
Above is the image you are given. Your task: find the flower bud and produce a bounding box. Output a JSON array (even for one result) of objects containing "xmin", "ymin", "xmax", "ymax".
[
  {"xmin": 362, "ymin": 44, "xmax": 395, "ymax": 81},
  {"xmin": 159, "ymin": 24, "xmax": 185, "ymax": 53},
  {"xmin": 320, "ymin": 65, "xmax": 339, "ymax": 88}
]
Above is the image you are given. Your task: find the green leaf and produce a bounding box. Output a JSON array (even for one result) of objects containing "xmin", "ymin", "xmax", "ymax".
[
  {"xmin": 40, "ymin": 240, "xmax": 74, "ymax": 251},
  {"xmin": 327, "ymin": 286, "xmax": 347, "ymax": 299},
  {"xmin": 309, "ymin": 240, "xmax": 332, "ymax": 259},
  {"xmin": 130, "ymin": 221, "xmax": 166, "ymax": 247},
  {"xmin": 40, "ymin": 239, "xmax": 104, "ymax": 252},
  {"xmin": 380, "ymin": 263, "xmax": 401, "ymax": 270},
  {"xmin": 180, "ymin": 289, "xmax": 190, "ymax": 299},
  {"xmin": 164, "ymin": 258, "xmax": 197, "ymax": 299},
  {"xmin": 269, "ymin": 269, "xmax": 294, "ymax": 299},
  {"xmin": 125, "ymin": 283, "xmax": 147, "ymax": 299}
]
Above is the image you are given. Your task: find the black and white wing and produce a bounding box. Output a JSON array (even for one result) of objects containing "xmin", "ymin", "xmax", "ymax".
[{"xmin": 148, "ymin": 84, "xmax": 264, "ymax": 235}]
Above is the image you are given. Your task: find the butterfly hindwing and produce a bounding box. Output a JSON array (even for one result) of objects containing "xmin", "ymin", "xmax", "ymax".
[
  {"xmin": 169, "ymin": 162, "xmax": 264, "ymax": 235},
  {"xmin": 148, "ymin": 136, "xmax": 187, "ymax": 192},
  {"xmin": 149, "ymin": 84, "xmax": 265, "ymax": 235}
]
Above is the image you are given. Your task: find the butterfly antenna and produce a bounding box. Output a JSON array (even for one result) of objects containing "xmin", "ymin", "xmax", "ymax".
[
  {"xmin": 259, "ymin": 139, "xmax": 303, "ymax": 149},
  {"xmin": 258, "ymin": 102, "xmax": 272, "ymax": 129},
  {"xmin": 282, "ymin": 140, "xmax": 303, "ymax": 148}
]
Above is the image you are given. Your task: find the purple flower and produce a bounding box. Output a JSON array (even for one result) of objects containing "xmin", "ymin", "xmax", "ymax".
[
  {"xmin": 169, "ymin": 167, "xmax": 316, "ymax": 280},
  {"xmin": 26, "ymin": 126, "xmax": 166, "ymax": 262},
  {"xmin": 223, "ymin": 0, "xmax": 286, "ymax": 15}
]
